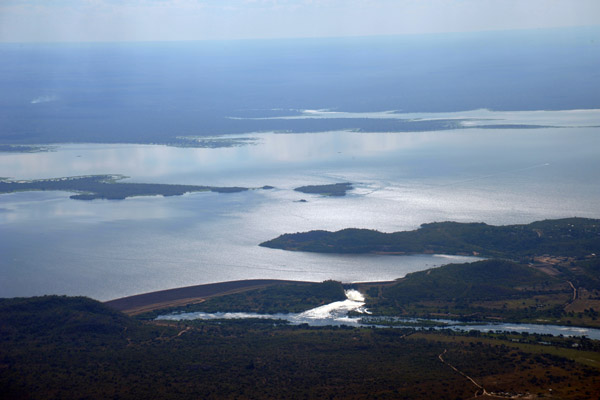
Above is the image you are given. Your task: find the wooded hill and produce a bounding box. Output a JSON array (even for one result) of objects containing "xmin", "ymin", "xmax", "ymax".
[
  {"xmin": 260, "ymin": 217, "xmax": 600, "ymax": 259},
  {"xmin": 1, "ymin": 295, "xmax": 599, "ymax": 400},
  {"xmin": 358, "ymin": 258, "xmax": 600, "ymax": 326}
]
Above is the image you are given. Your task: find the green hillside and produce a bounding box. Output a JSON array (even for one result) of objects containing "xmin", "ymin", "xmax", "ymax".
[
  {"xmin": 261, "ymin": 218, "xmax": 600, "ymax": 259},
  {"xmin": 1, "ymin": 295, "xmax": 598, "ymax": 400}
]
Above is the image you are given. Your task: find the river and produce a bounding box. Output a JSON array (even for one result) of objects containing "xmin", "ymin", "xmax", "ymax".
[{"xmin": 156, "ymin": 289, "xmax": 600, "ymax": 339}]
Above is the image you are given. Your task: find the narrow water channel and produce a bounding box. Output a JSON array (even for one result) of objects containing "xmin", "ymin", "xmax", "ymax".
[{"xmin": 156, "ymin": 290, "xmax": 600, "ymax": 339}]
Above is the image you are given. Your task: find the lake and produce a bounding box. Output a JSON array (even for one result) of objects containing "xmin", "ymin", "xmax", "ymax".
[
  {"xmin": 2, "ymin": 110, "xmax": 600, "ymax": 300},
  {"xmin": 3, "ymin": 28, "xmax": 599, "ymax": 144}
]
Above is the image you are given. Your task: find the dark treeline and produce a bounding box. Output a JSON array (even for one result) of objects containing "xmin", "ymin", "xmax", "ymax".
[
  {"xmin": 1, "ymin": 295, "xmax": 598, "ymax": 399},
  {"xmin": 261, "ymin": 217, "xmax": 600, "ymax": 259}
]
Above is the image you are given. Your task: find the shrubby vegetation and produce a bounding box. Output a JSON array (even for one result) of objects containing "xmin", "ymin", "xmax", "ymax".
[
  {"xmin": 356, "ymin": 258, "xmax": 600, "ymax": 328},
  {"xmin": 362, "ymin": 260, "xmax": 564, "ymax": 320},
  {"xmin": 1, "ymin": 296, "xmax": 598, "ymax": 399},
  {"xmin": 561, "ymin": 257, "xmax": 600, "ymax": 290}
]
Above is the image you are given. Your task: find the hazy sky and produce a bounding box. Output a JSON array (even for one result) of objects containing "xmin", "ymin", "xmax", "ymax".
[{"xmin": 1, "ymin": 0, "xmax": 600, "ymax": 42}]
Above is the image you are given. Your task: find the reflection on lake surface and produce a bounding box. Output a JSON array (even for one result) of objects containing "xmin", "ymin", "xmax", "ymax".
[
  {"xmin": 239, "ymin": 108, "xmax": 600, "ymax": 128},
  {"xmin": 1, "ymin": 121, "xmax": 600, "ymax": 300}
]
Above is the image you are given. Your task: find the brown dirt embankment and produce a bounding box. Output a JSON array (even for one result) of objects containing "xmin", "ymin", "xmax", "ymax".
[{"xmin": 104, "ymin": 279, "xmax": 308, "ymax": 316}]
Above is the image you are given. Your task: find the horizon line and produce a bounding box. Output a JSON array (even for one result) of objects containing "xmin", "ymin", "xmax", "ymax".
[{"xmin": 1, "ymin": 24, "xmax": 599, "ymax": 46}]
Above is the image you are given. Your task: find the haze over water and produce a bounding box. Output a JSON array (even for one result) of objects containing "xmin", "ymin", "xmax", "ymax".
[
  {"xmin": 1, "ymin": 30, "xmax": 599, "ymax": 300},
  {"xmin": 2, "ymin": 119, "xmax": 599, "ymax": 300}
]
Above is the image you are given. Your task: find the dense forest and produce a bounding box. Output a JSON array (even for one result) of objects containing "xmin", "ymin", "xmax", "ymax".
[
  {"xmin": 3, "ymin": 215, "xmax": 600, "ymax": 398},
  {"xmin": 358, "ymin": 258, "xmax": 600, "ymax": 327},
  {"xmin": 1, "ymin": 295, "xmax": 599, "ymax": 399}
]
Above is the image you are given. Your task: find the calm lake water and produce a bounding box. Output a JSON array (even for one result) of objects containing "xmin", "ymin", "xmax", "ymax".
[
  {"xmin": 3, "ymin": 32, "xmax": 600, "ymax": 302},
  {"xmin": 2, "ymin": 112, "xmax": 600, "ymax": 300}
]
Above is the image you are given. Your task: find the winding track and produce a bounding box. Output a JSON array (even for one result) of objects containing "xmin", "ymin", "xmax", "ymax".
[{"xmin": 438, "ymin": 349, "xmax": 532, "ymax": 399}]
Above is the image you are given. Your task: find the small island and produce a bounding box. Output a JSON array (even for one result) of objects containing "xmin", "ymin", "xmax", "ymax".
[
  {"xmin": 294, "ymin": 182, "xmax": 353, "ymax": 197},
  {"xmin": 0, "ymin": 175, "xmax": 254, "ymax": 200}
]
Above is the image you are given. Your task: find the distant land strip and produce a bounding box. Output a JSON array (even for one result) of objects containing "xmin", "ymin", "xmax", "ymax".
[
  {"xmin": 0, "ymin": 144, "xmax": 53, "ymax": 153},
  {"xmin": 294, "ymin": 182, "xmax": 353, "ymax": 197},
  {"xmin": 0, "ymin": 174, "xmax": 359, "ymax": 201},
  {"xmin": 104, "ymin": 279, "xmax": 310, "ymax": 315},
  {"xmin": 0, "ymin": 175, "xmax": 271, "ymax": 200}
]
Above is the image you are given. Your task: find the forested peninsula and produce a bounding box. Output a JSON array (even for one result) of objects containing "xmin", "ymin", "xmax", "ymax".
[
  {"xmin": 260, "ymin": 218, "xmax": 600, "ymax": 259},
  {"xmin": 258, "ymin": 218, "xmax": 600, "ymax": 326}
]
